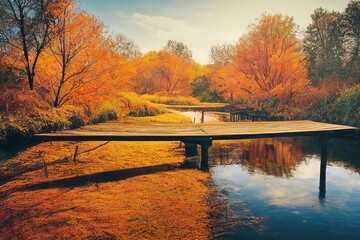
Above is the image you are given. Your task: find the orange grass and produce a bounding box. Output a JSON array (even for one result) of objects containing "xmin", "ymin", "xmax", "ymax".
[{"xmin": 0, "ymin": 116, "xmax": 210, "ymax": 239}]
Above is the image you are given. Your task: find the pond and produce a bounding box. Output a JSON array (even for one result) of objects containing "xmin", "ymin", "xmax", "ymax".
[
  {"xmin": 176, "ymin": 110, "xmax": 224, "ymax": 123},
  {"xmin": 210, "ymin": 137, "xmax": 359, "ymax": 239},
  {"xmin": 179, "ymin": 110, "xmax": 360, "ymax": 239}
]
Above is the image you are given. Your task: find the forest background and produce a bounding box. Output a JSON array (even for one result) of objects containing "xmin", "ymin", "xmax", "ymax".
[{"xmin": 1, "ymin": 0, "xmax": 359, "ymax": 142}]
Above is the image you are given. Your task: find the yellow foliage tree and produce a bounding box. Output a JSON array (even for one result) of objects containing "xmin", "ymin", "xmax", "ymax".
[{"xmin": 132, "ymin": 50, "xmax": 197, "ymax": 96}]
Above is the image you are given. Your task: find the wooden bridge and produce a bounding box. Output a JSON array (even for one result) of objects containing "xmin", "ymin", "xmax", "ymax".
[
  {"xmin": 34, "ymin": 120, "xmax": 357, "ymax": 141},
  {"xmin": 33, "ymin": 120, "xmax": 358, "ymax": 197},
  {"xmin": 33, "ymin": 120, "xmax": 358, "ymax": 164}
]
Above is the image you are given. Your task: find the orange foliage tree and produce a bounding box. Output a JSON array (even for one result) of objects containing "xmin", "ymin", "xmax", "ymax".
[
  {"xmin": 217, "ymin": 14, "xmax": 310, "ymax": 107},
  {"xmin": 37, "ymin": 2, "xmax": 112, "ymax": 108},
  {"xmin": 132, "ymin": 51, "xmax": 157, "ymax": 94},
  {"xmin": 132, "ymin": 50, "xmax": 197, "ymax": 95}
]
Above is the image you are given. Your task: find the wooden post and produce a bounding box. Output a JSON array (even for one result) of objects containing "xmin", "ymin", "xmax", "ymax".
[
  {"xmin": 200, "ymin": 141, "xmax": 212, "ymax": 170},
  {"xmin": 319, "ymin": 136, "xmax": 328, "ymax": 198},
  {"xmin": 201, "ymin": 110, "xmax": 205, "ymax": 123},
  {"xmin": 43, "ymin": 159, "xmax": 48, "ymax": 178},
  {"xmin": 73, "ymin": 145, "xmax": 79, "ymax": 164}
]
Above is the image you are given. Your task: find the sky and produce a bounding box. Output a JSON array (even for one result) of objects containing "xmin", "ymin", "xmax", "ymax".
[{"xmin": 82, "ymin": 0, "xmax": 350, "ymax": 64}]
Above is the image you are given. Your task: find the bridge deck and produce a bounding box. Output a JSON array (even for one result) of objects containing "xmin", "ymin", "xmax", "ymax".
[{"xmin": 33, "ymin": 120, "xmax": 358, "ymax": 142}]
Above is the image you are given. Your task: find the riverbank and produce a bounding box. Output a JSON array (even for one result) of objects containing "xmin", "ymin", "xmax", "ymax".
[{"xmin": 0, "ymin": 114, "xmax": 211, "ymax": 239}]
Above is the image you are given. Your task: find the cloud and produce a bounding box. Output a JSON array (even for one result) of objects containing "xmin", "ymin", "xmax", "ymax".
[
  {"xmin": 84, "ymin": 0, "xmax": 349, "ymax": 64},
  {"xmin": 129, "ymin": 13, "xmax": 190, "ymax": 39},
  {"xmin": 258, "ymin": 185, "xmax": 317, "ymax": 207}
]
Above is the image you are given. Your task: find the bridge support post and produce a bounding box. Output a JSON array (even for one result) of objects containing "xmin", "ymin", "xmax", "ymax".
[
  {"xmin": 319, "ymin": 136, "xmax": 328, "ymax": 198},
  {"xmin": 184, "ymin": 143, "xmax": 198, "ymax": 157},
  {"xmin": 183, "ymin": 139, "xmax": 212, "ymax": 170},
  {"xmin": 200, "ymin": 141, "xmax": 212, "ymax": 170}
]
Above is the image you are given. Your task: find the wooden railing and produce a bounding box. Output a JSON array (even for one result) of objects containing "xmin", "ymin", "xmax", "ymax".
[{"xmin": 229, "ymin": 108, "xmax": 283, "ymax": 122}]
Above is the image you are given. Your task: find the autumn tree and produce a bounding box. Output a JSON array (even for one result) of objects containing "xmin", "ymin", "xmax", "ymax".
[
  {"xmin": 209, "ymin": 43, "xmax": 236, "ymax": 65},
  {"xmin": 163, "ymin": 40, "xmax": 192, "ymax": 61},
  {"xmin": 229, "ymin": 14, "xmax": 309, "ymax": 105},
  {"xmin": 111, "ymin": 34, "xmax": 142, "ymax": 60},
  {"xmin": 133, "ymin": 50, "xmax": 197, "ymax": 95},
  {"xmin": 131, "ymin": 52, "xmax": 156, "ymax": 94},
  {"xmin": 37, "ymin": 2, "xmax": 108, "ymax": 108},
  {"xmin": 156, "ymin": 50, "xmax": 196, "ymax": 94},
  {"xmin": 0, "ymin": 0, "xmax": 63, "ymax": 90}
]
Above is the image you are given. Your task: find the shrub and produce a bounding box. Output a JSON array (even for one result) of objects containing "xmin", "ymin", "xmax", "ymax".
[
  {"xmin": 289, "ymin": 85, "xmax": 360, "ymax": 127},
  {"xmin": 0, "ymin": 118, "xmax": 27, "ymax": 141},
  {"xmin": 91, "ymin": 103, "xmax": 118, "ymax": 124},
  {"xmin": 62, "ymin": 105, "xmax": 86, "ymax": 129},
  {"xmin": 331, "ymin": 85, "xmax": 360, "ymax": 127},
  {"xmin": 119, "ymin": 92, "xmax": 166, "ymax": 117},
  {"xmin": 128, "ymin": 105, "xmax": 163, "ymax": 117},
  {"xmin": 68, "ymin": 115, "xmax": 84, "ymax": 129},
  {"xmin": 191, "ymin": 76, "xmax": 225, "ymax": 103},
  {"xmin": 0, "ymin": 115, "xmax": 48, "ymax": 141},
  {"xmin": 35, "ymin": 109, "xmax": 71, "ymax": 132}
]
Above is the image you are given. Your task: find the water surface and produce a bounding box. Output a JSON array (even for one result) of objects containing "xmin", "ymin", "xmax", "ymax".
[{"xmin": 209, "ymin": 137, "xmax": 360, "ymax": 240}]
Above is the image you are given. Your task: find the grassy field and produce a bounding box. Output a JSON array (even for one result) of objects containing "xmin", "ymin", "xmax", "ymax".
[{"xmin": 0, "ymin": 113, "xmax": 211, "ymax": 239}]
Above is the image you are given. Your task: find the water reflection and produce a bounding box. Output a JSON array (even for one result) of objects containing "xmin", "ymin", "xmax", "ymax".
[
  {"xmin": 209, "ymin": 137, "xmax": 360, "ymax": 240},
  {"xmin": 210, "ymin": 138, "xmax": 305, "ymax": 178},
  {"xmin": 177, "ymin": 111, "xmax": 222, "ymax": 123}
]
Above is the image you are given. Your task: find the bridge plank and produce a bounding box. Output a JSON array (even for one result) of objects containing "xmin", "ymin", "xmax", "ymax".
[{"xmin": 33, "ymin": 120, "xmax": 358, "ymax": 142}]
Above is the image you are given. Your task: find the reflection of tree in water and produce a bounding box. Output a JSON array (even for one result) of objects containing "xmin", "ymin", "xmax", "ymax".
[
  {"xmin": 297, "ymin": 137, "xmax": 360, "ymax": 174},
  {"xmin": 209, "ymin": 138, "xmax": 304, "ymax": 178}
]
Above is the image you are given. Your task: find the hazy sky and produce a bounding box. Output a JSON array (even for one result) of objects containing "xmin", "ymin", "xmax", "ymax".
[{"xmin": 82, "ymin": 0, "xmax": 350, "ymax": 64}]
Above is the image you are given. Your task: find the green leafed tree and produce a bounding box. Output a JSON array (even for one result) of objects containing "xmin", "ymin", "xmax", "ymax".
[
  {"xmin": 303, "ymin": 8, "xmax": 345, "ymax": 84},
  {"xmin": 192, "ymin": 75, "xmax": 224, "ymax": 102},
  {"xmin": 342, "ymin": 0, "xmax": 360, "ymax": 83}
]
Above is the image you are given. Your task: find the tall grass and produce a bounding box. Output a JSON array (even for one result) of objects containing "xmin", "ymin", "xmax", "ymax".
[
  {"xmin": 140, "ymin": 94, "xmax": 200, "ymax": 105},
  {"xmin": 119, "ymin": 92, "xmax": 166, "ymax": 117}
]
